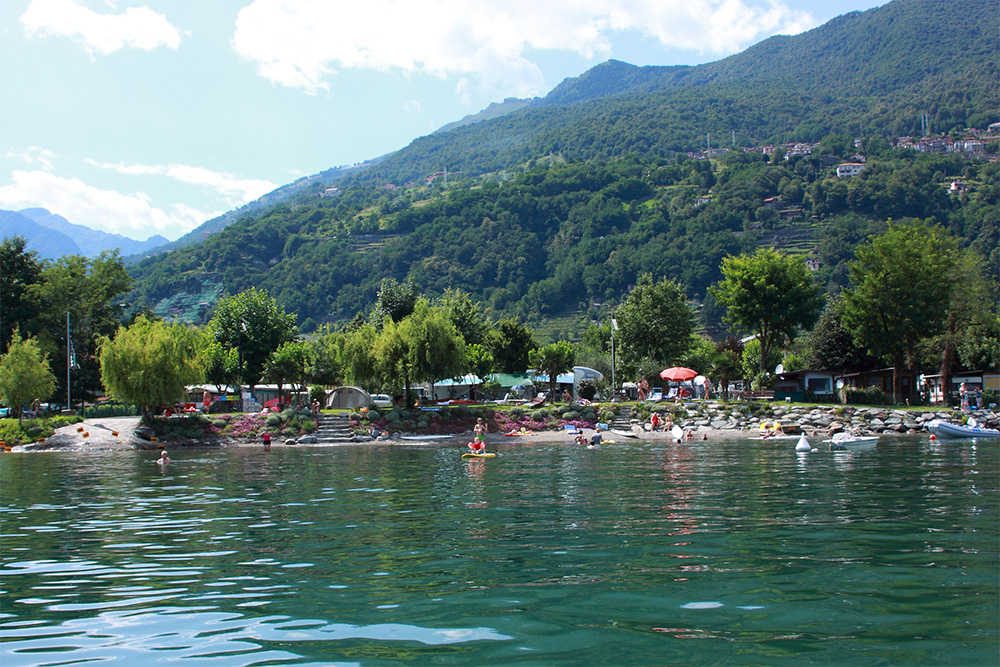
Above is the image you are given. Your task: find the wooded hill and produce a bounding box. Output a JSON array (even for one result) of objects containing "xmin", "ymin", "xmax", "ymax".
[{"xmin": 127, "ymin": 0, "xmax": 999, "ymax": 336}]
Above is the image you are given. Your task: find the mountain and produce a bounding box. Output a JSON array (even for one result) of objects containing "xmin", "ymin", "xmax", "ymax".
[
  {"xmin": 0, "ymin": 209, "xmax": 81, "ymax": 259},
  {"xmin": 126, "ymin": 0, "xmax": 999, "ymax": 332},
  {"xmin": 129, "ymin": 161, "xmax": 377, "ymax": 259},
  {"xmin": 1, "ymin": 207, "xmax": 169, "ymax": 260}
]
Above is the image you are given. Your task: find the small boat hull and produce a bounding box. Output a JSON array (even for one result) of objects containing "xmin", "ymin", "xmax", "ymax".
[{"xmin": 927, "ymin": 419, "xmax": 1000, "ymax": 439}]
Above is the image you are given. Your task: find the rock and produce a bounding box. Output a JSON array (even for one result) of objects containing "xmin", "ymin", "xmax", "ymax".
[{"xmin": 284, "ymin": 439, "xmax": 297, "ymax": 445}]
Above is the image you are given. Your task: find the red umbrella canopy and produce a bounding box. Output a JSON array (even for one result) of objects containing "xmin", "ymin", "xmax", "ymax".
[{"xmin": 660, "ymin": 367, "xmax": 698, "ymax": 382}]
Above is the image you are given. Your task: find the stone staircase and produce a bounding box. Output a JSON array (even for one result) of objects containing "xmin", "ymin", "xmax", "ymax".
[
  {"xmin": 609, "ymin": 405, "xmax": 637, "ymax": 433},
  {"xmin": 308, "ymin": 412, "xmax": 357, "ymax": 444}
]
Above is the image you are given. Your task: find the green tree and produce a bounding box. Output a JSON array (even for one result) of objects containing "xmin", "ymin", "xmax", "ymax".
[
  {"xmin": 0, "ymin": 329, "xmax": 57, "ymax": 424},
  {"xmin": 341, "ymin": 322, "xmax": 379, "ymax": 391},
  {"xmin": 208, "ymin": 288, "xmax": 298, "ymax": 389},
  {"xmin": 98, "ymin": 316, "xmax": 204, "ymax": 423},
  {"xmin": 485, "ymin": 318, "xmax": 536, "ymax": 374},
  {"xmin": 529, "ymin": 340, "xmax": 576, "ymax": 398},
  {"xmin": 308, "ymin": 330, "xmax": 344, "ymax": 387},
  {"xmin": 374, "ymin": 277, "xmax": 420, "ymax": 325},
  {"xmin": 616, "ymin": 273, "xmax": 695, "ymax": 371},
  {"xmin": 804, "ymin": 294, "xmax": 876, "ymax": 372},
  {"xmin": 931, "ymin": 249, "xmax": 995, "ymax": 405},
  {"xmin": 202, "ymin": 334, "xmax": 239, "ymax": 393},
  {"xmin": 266, "ymin": 340, "xmax": 312, "ymax": 406},
  {"xmin": 0, "ymin": 237, "xmax": 43, "ymax": 355},
  {"xmin": 27, "ymin": 251, "xmax": 133, "ymax": 407},
  {"xmin": 373, "ymin": 300, "xmax": 466, "ymax": 406},
  {"xmin": 710, "ymin": 248, "xmax": 823, "ymax": 376},
  {"xmin": 437, "ymin": 289, "xmax": 488, "ymax": 346},
  {"xmin": 842, "ymin": 221, "xmax": 957, "ymax": 404}
]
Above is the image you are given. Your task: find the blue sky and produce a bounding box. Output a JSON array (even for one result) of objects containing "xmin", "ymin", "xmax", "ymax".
[{"xmin": 1, "ymin": 0, "xmax": 887, "ymax": 242}]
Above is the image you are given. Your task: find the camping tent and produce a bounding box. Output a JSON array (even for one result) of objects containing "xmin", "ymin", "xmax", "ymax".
[{"xmin": 326, "ymin": 386, "xmax": 372, "ymax": 409}]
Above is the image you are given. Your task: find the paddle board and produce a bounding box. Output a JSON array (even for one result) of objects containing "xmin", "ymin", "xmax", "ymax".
[{"xmin": 462, "ymin": 452, "xmax": 496, "ymax": 459}]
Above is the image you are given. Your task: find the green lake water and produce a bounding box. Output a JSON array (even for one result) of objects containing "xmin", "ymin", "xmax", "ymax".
[{"xmin": 1, "ymin": 435, "xmax": 997, "ymax": 666}]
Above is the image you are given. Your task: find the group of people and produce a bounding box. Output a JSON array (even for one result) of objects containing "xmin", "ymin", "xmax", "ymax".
[
  {"xmin": 959, "ymin": 382, "xmax": 983, "ymax": 411},
  {"xmin": 649, "ymin": 411, "xmax": 674, "ymax": 432}
]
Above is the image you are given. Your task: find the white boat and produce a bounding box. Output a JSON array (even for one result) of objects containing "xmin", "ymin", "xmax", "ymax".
[
  {"xmin": 824, "ymin": 432, "xmax": 879, "ymax": 450},
  {"xmin": 926, "ymin": 419, "xmax": 999, "ymax": 439}
]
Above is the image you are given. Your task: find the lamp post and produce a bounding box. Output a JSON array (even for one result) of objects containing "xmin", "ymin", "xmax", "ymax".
[{"xmin": 610, "ymin": 317, "xmax": 618, "ymax": 401}]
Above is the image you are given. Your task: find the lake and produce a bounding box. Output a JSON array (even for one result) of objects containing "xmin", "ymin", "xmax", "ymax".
[{"xmin": 1, "ymin": 435, "xmax": 997, "ymax": 666}]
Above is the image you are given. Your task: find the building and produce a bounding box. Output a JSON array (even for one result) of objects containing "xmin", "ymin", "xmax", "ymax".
[
  {"xmin": 836, "ymin": 163, "xmax": 865, "ymax": 178},
  {"xmin": 773, "ymin": 370, "xmax": 838, "ymax": 402}
]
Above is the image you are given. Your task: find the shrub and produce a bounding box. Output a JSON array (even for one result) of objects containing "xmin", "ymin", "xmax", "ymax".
[
  {"xmin": 532, "ymin": 409, "xmax": 550, "ymax": 421},
  {"xmin": 562, "ymin": 410, "xmax": 581, "ymax": 421},
  {"xmin": 300, "ymin": 420, "xmax": 316, "ymax": 433},
  {"xmin": 281, "ymin": 427, "xmax": 297, "ymax": 437},
  {"xmin": 578, "ymin": 380, "xmax": 598, "ymax": 401},
  {"xmin": 266, "ymin": 414, "xmax": 282, "ymax": 426},
  {"xmin": 845, "ymin": 386, "xmax": 888, "ymax": 405},
  {"xmin": 509, "ymin": 407, "xmax": 525, "ymax": 418}
]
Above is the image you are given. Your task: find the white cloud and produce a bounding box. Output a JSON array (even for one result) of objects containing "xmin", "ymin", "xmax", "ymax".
[
  {"xmin": 20, "ymin": 0, "xmax": 184, "ymax": 55},
  {"xmin": 403, "ymin": 100, "xmax": 422, "ymax": 114},
  {"xmin": 7, "ymin": 146, "xmax": 57, "ymax": 172},
  {"xmin": 232, "ymin": 0, "xmax": 816, "ymax": 97},
  {"xmin": 86, "ymin": 160, "xmax": 278, "ymax": 202},
  {"xmin": 0, "ymin": 170, "xmax": 214, "ymax": 240}
]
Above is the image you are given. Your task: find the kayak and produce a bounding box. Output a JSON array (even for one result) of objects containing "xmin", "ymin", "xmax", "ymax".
[{"xmin": 462, "ymin": 452, "xmax": 497, "ymax": 459}]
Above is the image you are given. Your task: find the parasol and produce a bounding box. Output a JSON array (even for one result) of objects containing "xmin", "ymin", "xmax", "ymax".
[{"xmin": 660, "ymin": 367, "xmax": 698, "ymax": 382}]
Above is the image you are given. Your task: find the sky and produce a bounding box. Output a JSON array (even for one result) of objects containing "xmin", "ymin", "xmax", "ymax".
[{"xmin": 0, "ymin": 0, "xmax": 888, "ymax": 242}]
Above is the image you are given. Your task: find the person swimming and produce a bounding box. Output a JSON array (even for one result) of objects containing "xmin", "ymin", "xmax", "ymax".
[{"xmin": 157, "ymin": 450, "xmax": 171, "ymax": 464}]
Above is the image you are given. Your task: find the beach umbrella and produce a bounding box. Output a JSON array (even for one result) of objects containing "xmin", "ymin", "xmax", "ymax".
[{"xmin": 660, "ymin": 367, "xmax": 698, "ymax": 382}]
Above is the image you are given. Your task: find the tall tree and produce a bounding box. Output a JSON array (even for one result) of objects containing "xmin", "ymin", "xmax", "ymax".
[
  {"xmin": 931, "ymin": 248, "xmax": 995, "ymax": 406},
  {"xmin": 208, "ymin": 288, "xmax": 298, "ymax": 389},
  {"xmin": 529, "ymin": 341, "xmax": 576, "ymax": 399},
  {"xmin": 842, "ymin": 221, "xmax": 957, "ymax": 404},
  {"xmin": 485, "ymin": 318, "xmax": 536, "ymax": 374},
  {"xmin": 373, "ymin": 300, "xmax": 466, "ymax": 405},
  {"xmin": 616, "ymin": 273, "xmax": 695, "ymax": 371},
  {"xmin": 710, "ymin": 248, "xmax": 823, "ymax": 376},
  {"xmin": 374, "ymin": 277, "xmax": 420, "ymax": 326},
  {"xmin": 98, "ymin": 316, "xmax": 204, "ymax": 424},
  {"xmin": 0, "ymin": 329, "xmax": 56, "ymax": 424},
  {"xmin": 804, "ymin": 293, "xmax": 877, "ymax": 372},
  {"xmin": 0, "ymin": 237, "xmax": 43, "ymax": 355},
  {"xmin": 27, "ymin": 251, "xmax": 133, "ymax": 408},
  {"xmin": 265, "ymin": 340, "xmax": 312, "ymax": 406}
]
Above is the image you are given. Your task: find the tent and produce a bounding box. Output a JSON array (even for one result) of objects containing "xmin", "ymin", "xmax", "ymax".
[{"xmin": 326, "ymin": 386, "xmax": 372, "ymax": 409}]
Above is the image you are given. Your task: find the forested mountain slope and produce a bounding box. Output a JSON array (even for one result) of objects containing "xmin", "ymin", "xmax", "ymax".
[{"xmin": 126, "ymin": 0, "xmax": 999, "ymax": 334}]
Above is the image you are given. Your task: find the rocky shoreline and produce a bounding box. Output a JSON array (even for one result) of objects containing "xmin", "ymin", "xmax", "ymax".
[
  {"xmin": 8, "ymin": 404, "xmax": 998, "ymax": 453},
  {"xmin": 658, "ymin": 402, "xmax": 1000, "ymax": 437}
]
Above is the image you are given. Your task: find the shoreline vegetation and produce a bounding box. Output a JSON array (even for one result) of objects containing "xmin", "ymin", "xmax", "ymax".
[{"xmin": 5, "ymin": 401, "xmax": 997, "ymax": 453}]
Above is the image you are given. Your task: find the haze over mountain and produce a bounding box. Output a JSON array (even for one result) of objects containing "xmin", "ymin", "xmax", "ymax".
[
  {"xmin": 1, "ymin": 208, "xmax": 167, "ymax": 260},
  {"xmin": 122, "ymin": 0, "xmax": 998, "ymax": 333}
]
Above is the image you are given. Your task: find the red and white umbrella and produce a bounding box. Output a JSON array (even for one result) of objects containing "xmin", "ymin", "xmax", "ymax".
[{"xmin": 659, "ymin": 367, "xmax": 698, "ymax": 382}]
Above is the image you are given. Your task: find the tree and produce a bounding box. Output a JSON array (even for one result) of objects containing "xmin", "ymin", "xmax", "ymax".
[
  {"xmin": 437, "ymin": 289, "xmax": 488, "ymax": 346},
  {"xmin": 709, "ymin": 336, "xmax": 744, "ymax": 401},
  {"xmin": 529, "ymin": 340, "xmax": 575, "ymax": 398},
  {"xmin": 804, "ymin": 294, "xmax": 877, "ymax": 372},
  {"xmin": 373, "ymin": 300, "xmax": 466, "ymax": 406},
  {"xmin": 0, "ymin": 329, "xmax": 56, "ymax": 424},
  {"xmin": 931, "ymin": 248, "xmax": 995, "ymax": 405},
  {"xmin": 485, "ymin": 318, "xmax": 536, "ymax": 374},
  {"xmin": 616, "ymin": 273, "xmax": 695, "ymax": 371},
  {"xmin": 265, "ymin": 340, "xmax": 312, "ymax": 406},
  {"xmin": 0, "ymin": 237, "xmax": 43, "ymax": 355},
  {"xmin": 341, "ymin": 323, "xmax": 379, "ymax": 391},
  {"xmin": 26, "ymin": 251, "xmax": 133, "ymax": 407},
  {"xmin": 202, "ymin": 334, "xmax": 239, "ymax": 393},
  {"xmin": 208, "ymin": 288, "xmax": 298, "ymax": 389},
  {"xmin": 98, "ymin": 316, "xmax": 204, "ymax": 423},
  {"xmin": 710, "ymin": 248, "xmax": 823, "ymax": 376},
  {"xmin": 374, "ymin": 277, "xmax": 419, "ymax": 325},
  {"xmin": 842, "ymin": 221, "xmax": 957, "ymax": 404}
]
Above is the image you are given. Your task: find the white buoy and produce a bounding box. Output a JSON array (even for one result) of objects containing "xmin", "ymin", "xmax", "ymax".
[{"xmin": 795, "ymin": 435, "xmax": 812, "ymax": 452}]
